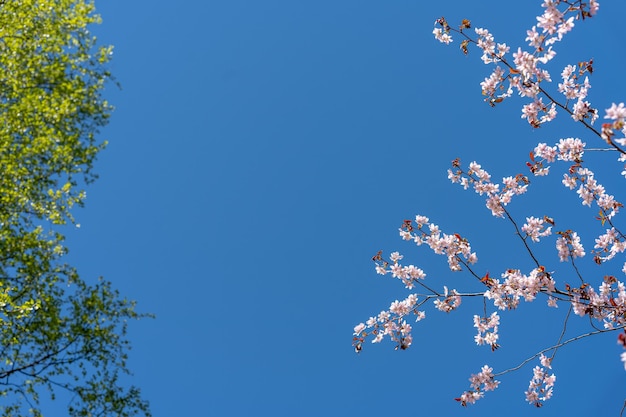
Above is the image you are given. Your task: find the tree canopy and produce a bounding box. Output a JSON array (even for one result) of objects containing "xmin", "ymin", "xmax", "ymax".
[{"xmin": 0, "ymin": 1, "xmax": 149, "ymax": 415}]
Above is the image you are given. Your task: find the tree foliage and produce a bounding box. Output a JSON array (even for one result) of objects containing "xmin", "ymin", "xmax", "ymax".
[{"xmin": 0, "ymin": 1, "xmax": 149, "ymax": 415}]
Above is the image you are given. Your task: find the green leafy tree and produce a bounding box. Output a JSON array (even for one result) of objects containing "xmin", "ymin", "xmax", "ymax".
[{"xmin": 0, "ymin": 0, "xmax": 150, "ymax": 415}]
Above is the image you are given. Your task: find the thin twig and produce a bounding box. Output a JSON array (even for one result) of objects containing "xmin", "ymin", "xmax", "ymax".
[
  {"xmin": 569, "ymin": 256, "xmax": 585, "ymax": 284},
  {"xmin": 503, "ymin": 206, "xmax": 542, "ymax": 268},
  {"xmin": 494, "ymin": 325, "xmax": 625, "ymax": 376},
  {"xmin": 549, "ymin": 305, "xmax": 572, "ymax": 362}
]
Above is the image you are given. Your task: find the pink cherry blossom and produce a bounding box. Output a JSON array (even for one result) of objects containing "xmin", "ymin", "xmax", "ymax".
[
  {"xmin": 556, "ymin": 230, "xmax": 585, "ymax": 261},
  {"xmin": 522, "ymin": 216, "xmax": 552, "ymax": 242},
  {"xmin": 433, "ymin": 27, "xmax": 452, "ymax": 44},
  {"xmin": 556, "ymin": 137, "xmax": 585, "ymax": 161},
  {"xmin": 456, "ymin": 365, "xmax": 500, "ymax": 406},
  {"xmin": 605, "ymin": 103, "xmax": 626, "ymax": 121},
  {"xmin": 434, "ymin": 286, "xmax": 461, "ymax": 312},
  {"xmin": 473, "ymin": 312, "xmax": 500, "ymax": 350},
  {"xmin": 525, "ymin": 365, "xmax": 556, "ymax": 407},
  {"xmin": 539, "ymin": 354, "xmax": 552, "ymax": 368}
]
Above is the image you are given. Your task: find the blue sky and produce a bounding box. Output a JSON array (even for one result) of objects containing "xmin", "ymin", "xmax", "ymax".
[{"xmin": 61, "ymin": 1, "xmax": 626, "ymax": 415}]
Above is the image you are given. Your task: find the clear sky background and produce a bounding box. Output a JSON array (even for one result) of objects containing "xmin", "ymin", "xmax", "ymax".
[{"xmin": 59, "ymin": 1, "xmax": 626, "ymax": 416}]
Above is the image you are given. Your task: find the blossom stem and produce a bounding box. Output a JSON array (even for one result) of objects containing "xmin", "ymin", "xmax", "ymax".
[
  {"xmin": 549, "ymin": 305, "xmax": 572, "ymax": 362},
  {"xmin": 502, "ymin": 206, "xmax": 542, "ymax": 268}
]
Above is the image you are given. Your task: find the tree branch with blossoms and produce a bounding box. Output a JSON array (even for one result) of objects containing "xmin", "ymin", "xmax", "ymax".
[
  {"xmin": 354, "ymin": 0, "xmax": 626, "ymax": 410},
  {"xmin": 434, "ymin": 0, "xmax": 626, "ymax": 158}
]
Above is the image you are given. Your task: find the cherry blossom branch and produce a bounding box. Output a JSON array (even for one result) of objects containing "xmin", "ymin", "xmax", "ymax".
[
  {"xmin": 435, "ymin": 8, "xmax": 626, "ymax": 155},
  {"xmin": 357, "ymin": 1, "xmax": 626, "ymax": 409},
  {"xmin": 539, "ymin": 85, "xmax": 626, "ymax": 155}
]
